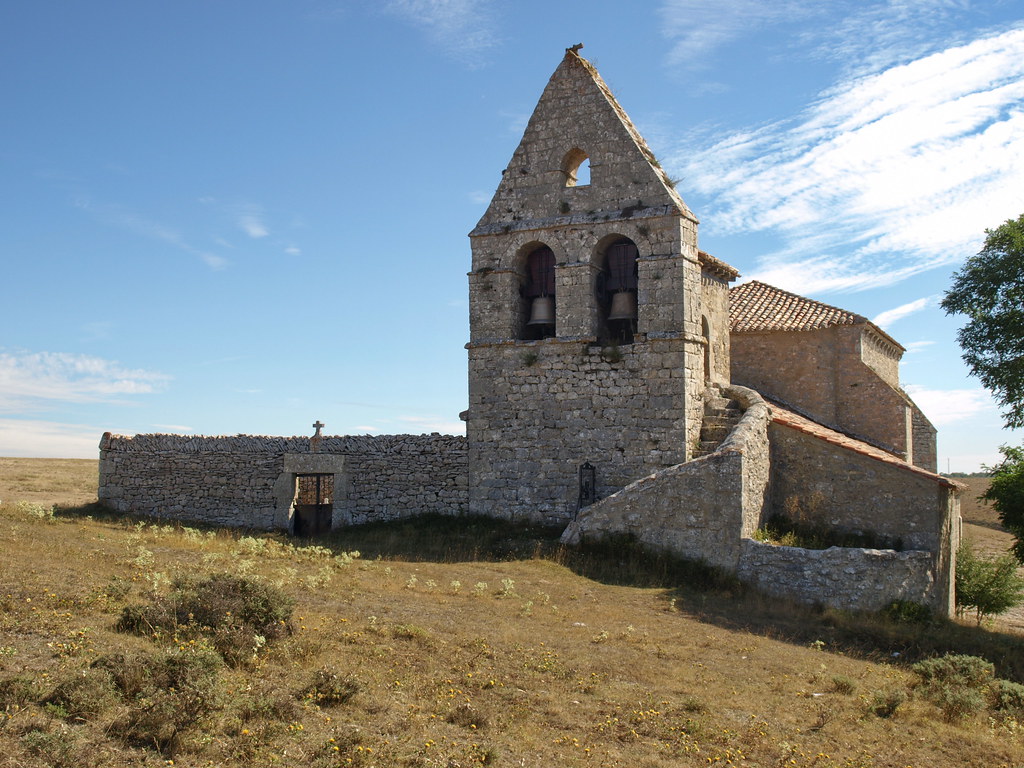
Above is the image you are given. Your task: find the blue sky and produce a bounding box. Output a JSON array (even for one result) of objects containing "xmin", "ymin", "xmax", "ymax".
[{"xmin": 1, "ymin": 0, "xmax": 1022, "ymax": 471}]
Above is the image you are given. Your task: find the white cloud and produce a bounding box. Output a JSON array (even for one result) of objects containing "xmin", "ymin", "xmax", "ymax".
[
  {"xmin": 151, "ymin": 424, "xmax": 193, "ymax": 433},
  {"xmin": 284, "ymin": 246, "xmax": 301, "ymax": 256},
  {"xmin": 238, "ymin": 213, "xmax": 269, "ymax": 238},
  {"xmin": 659, "ymin": 0, "xmax": 811, "ymax": 69},
  {"xmin": 383, "ymin": 0, "xmax": 498, "ymax": 64},
  {"xmin": 903, "ymin": 385, "xmax": 995, "ymax": 426},
  {"xmin": 0, "ymin": 418, "xmax": 106, "ymax": 459},
  {"xmin": 902, "ymin": 340, "xmax": 935, "ymax": 354},
  {"xmin": 674, "ymin": 27, "xmax": 1024, "ymax": 295},
  {"xmin": 0, "ymin": 351, "xmax": 168, "ymax": 412},
  {"xmin": 872, "ymin": 296, "xmax": 933, "ymax": 328}
]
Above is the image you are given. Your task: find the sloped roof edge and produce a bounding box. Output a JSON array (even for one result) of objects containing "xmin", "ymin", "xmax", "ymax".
[{"xmin": 770, "ymin": 403, "xmax": 963, "ymax": 490}]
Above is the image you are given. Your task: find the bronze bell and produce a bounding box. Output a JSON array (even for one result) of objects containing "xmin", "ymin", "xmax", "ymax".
[
  {"xmin": 527, "ymin": 295, "xmax": 555, "ymax": 326},
  {"xmin": 608, "ymin": 291, "xmax": 638, "ymax": 322}
]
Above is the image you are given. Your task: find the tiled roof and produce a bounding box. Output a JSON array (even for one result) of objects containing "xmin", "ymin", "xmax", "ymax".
[
  {"xmin": 730, "ymin": 280, "xmax": 864, "ymax": 333},
  {"xmin": 698, "ymin": 250, "xmax": 740, "ymax": 280},
  {"xmin": 769, "ymin": 403, "xmax": 963, "ymax": 490}
]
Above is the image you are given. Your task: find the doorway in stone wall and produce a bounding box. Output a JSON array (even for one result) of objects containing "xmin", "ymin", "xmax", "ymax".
[{"xmin": 293, "ymin": 473, "xmax": 334, "ymax": 536}]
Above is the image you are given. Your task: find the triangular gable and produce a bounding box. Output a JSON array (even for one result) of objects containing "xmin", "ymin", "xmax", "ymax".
[{"xmin": 472, "ymin": 48, "xmax": 691, "ymax": 235}]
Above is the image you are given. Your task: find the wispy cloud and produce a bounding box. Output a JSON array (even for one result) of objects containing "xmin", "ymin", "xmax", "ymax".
[
  {"xmin": 673, "ymin": 26, "xmax": 1024, "ymax": 295},
  {"xmin": 902, "ymin": 340, "xmax": 935, "ymax": 354},
  {"xmin": 872, "ymin": 296, "xmax": 933, "ymax": 329},
  {"xmin": 75, "ymin": 197, "xmax": 229, "ymax": 271},
  {"xmin": 0, "ymin": 418, "xmax": 106, "ymax": 459},
  {"xmin": 152, "ymin": 423, "xmax": 193, "ymax": 433},
  {"xmin": 239, "ymin": 212, "xmax": 269, "ymax": 239},
  {"xmin": 903, "ymin": 384, "xmax": 995, "ymax": 426},
  {"xmin": 383, "ymin": 0, "xmax": 498, "ymax": 65},
  {"xmin": 659, "ymin": 0, "xmax": 811, "ymax": 69},
  {"xmin": 0, "ymin": 351, "xmax": 168, "ymax": 412}
]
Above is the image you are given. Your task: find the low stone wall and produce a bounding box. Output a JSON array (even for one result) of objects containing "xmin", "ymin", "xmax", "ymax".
[
  {"xmin": 561, "ymin": 385, "xmax": 771, "ymax": 570},
  {"xmin": 737, "ymin": 539, "xmax": 937, "ymax": 612},
  {"xmin": 99, "ymin": 433, "xmax": 467, "ymax": 530}
]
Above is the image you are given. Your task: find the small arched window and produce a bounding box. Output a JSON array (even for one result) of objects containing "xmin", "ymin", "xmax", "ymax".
[
  {"xmin": 521, "ymin": 246, "xmax": 556, "ymax": 340},
  {"xmin": 562, "ymin": 148, "xmax": 591, "ymax": 187}
]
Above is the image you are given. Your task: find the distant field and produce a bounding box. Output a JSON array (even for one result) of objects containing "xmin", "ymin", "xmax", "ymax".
[
  {"xmin": 0, "ymin": 457, "xmax": 98, "ymax": 506},
  {"xmin": 1, "ymin": 458, "xmax": 1023, "ymax": 766}
]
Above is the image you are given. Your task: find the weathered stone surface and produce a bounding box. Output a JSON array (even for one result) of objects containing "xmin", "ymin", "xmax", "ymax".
[
  {"xmin": 99, "ymin": 433, "xmax": 467, "ymax": 530},
  {"xmin": 737, "ymin": 540, "xmax": 937, "ymax": 612}
]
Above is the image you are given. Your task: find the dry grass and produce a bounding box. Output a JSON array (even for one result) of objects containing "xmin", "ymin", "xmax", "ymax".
[{"xmin": 1, "ymin": 459, "xmax": 1023, "ymax": 767}]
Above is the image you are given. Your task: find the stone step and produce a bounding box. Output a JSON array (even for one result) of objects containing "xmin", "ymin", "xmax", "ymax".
[
  {"xmin": 704, "ymin": 396, "xmax": 733, "ymax": 411},
  {"xmin": 693, "ymin": 440, "xmax": 720, "ymax": 457},
  {"xmin": 703, "ymin": 414, "xmax": 740, "ymax": 428},
  {"xmin": 701, "ymin": 424, "xmax": 732, "ymax": 441}
]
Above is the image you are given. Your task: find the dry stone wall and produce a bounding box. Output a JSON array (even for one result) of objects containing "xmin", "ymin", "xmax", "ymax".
[
  {"xmin": 737, "ymin": 540, "xmax": 938, "ymax": 612},
  {"xmin": 99, "ymin": 433, "xmax": 467, "ymax": 530}
]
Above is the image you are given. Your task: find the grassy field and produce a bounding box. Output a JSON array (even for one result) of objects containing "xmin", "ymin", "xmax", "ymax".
[{"xmin": 1, "ymin": 459, "xmax": 1023, "ymax": 767}]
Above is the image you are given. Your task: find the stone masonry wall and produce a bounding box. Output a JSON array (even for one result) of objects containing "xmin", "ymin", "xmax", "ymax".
[
  {"xmin": 767, "ymin": 416, "xmax": 959, "ymax": 613},
  {"xmin": 467, "ymin": 334, "xmax": 694, "ymax": 526},
  {"xmin": 561, "ymin": 386, "xmax": 771, "ymax": 570},
  {"xmin": 737, "ymin": 540, "xmax": 937, "ymax": 612},
  {"xmin": 99, "ymin": 433, "xmax": 467, "ymax": 530},
  {"xmin": 911, "ymin": 403, "xmax": 938, "ymax": 473},
  {"xmin": 731, "ymin": 326, "xmax": 912, "ymax": 459}
]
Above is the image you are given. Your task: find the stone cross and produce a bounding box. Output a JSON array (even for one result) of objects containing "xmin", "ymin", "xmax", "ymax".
[{"xmin": 311, "ymin": 420, "xmax": 324, "ymax": 453}]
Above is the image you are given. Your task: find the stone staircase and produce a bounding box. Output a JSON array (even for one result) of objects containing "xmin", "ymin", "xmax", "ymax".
[{"xmin": 693, "ymin": 388, "xmax": 743, "ymax": 458}]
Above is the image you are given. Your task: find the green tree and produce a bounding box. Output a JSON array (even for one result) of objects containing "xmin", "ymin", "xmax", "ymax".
[
  {"xmin": 955, "ymin": 542, "xmax": 1024, "ymax": 624},
  {"xmin": 941, "ymin": 212, "xmax": 1024, "ymax": 429},
  {"xmin": 983, "ymin": 445, "xmax": 1024, "ymax": 562}
]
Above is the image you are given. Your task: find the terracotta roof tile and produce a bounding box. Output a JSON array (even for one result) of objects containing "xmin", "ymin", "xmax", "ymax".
[{"xmin": 730, "ymin": 280, "xmax": 864, "ymax": 333}]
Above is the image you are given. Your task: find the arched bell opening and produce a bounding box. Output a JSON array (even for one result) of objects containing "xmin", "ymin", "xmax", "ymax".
[
  {"xmin": 519, "ymin": 244, "xmax": 557, "ymax": 341},
  {"xmin": 595, "ymin": 237, "xmax": 639, "ymax": 345}
]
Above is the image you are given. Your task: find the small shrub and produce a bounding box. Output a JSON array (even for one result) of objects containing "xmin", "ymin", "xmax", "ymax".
[
  {"xmin": 20, "ymin": 726, "xmax": 79, "ymax": 767},
  {"xmin": 117, "ymin": 572, "xmax": 293, "ymax": 664},
  {"xmin": 913, "ymin": 654, "xmax": 995, "ymax": 721},
  {"xmin": 913, "ymin": 654, "xmax": 995, "ymax": 691},
  {"xmin": 867, "ymin": 689, "xmax": 905, "ymax": 718},
  {"xmin": 990, "ymin": 678, "xmax": 1024, "ymax": 718},
  {"xmin": 447, "ymin": 702, "xmax": 489, "ymax": 730},
  {"xmin": 44, "ymin": 668, "xmax": 119, "ymax": 721},
  {"xmin": 0, "ymin": 674, "xmax": 41, "ymax": 708},
  {"xmin": 300, "ymin": 667, "xmax": 361, "ymax": 707},
  {"xmin": 830, "ymin": 675, "xmax": 856, "ymax": 695},
  {"xmin": 883, "ymin": 600, "xmax": 932, "ymax": 623},
  {"xmin": 105, "ymin": 647, "xmax": 223, "ymax": 756},
  {"xmin": 955, "ymin": 543, "xmax": 1024, "ymax": 624}
]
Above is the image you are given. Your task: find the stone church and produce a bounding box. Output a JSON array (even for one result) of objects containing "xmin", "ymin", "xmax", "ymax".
[{"xmin": 99, "ymin": 48, "xmax": 960, "ymax": 616}]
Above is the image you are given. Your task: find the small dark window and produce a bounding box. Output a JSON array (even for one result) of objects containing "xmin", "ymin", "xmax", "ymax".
[{"xmin": 522, "ymin": 246, "xmax": 556, "ymax": 340}]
